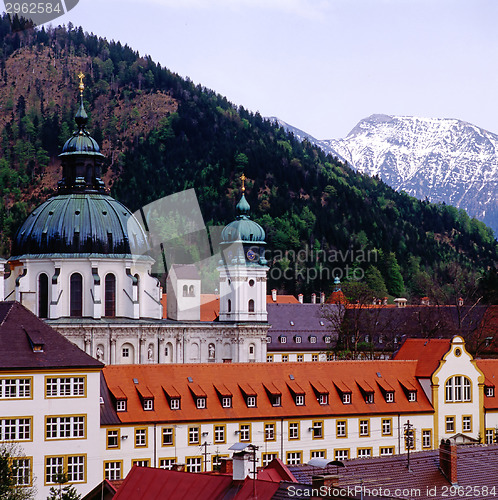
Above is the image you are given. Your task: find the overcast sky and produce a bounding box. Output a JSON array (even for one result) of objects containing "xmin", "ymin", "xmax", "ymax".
[{"xmin": 54, "ymin": 0, "xmax": 498, "ymax": 139}]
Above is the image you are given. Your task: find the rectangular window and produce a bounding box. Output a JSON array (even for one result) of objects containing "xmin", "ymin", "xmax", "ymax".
[
  {"xmin": 45, "ymin": 416, "xmax": 85, "ymax": 440},
  {"xmin": 295, "ymin": 336, "xmax": 302, "ymax": 344},
  {"xmin": 12, "ymin": 458, "xmax": 31, "ymax": 486},
  {"xmin": 170, "ymin": 398, "xmax": 180, "ymax": 410},
  {"xmin": 135, "ymin": 428, "xmax": 147, "ymax": 447},
  {"xmin": 0, "ymin": 418, "xmax": 31, "ymax": 442},
  {"xmin": 289, "ymin": 422, "xmax": 300, "ymax": 440},
  {"xmin": 312, "ymin": 355, "xmax": 318, "ymax": 362},
  {"xmin": 188, "ymin": 426, "xmax": 200, "ymax": 445},
  {"xmin": 265, "ymin": 423, "xmax": 275, "ymax": 441},
  {"xmin": 286, "ymin": 452, "xmax": 302, "ymax": 465},
  {"xmin": 222, "ymin": 397, "xmax": 232, "ymax": 408},
  {"xmin": 408, "ymin": 391, "xmax": 417, "ymax": 402},
  {"xmin": 312, "ymin": 421, "xmax": 323, "ymax": 439},
  {"xmin": 214, "ymin": 425, "xmax": 225, "ymax": 443},
  {"xmin": 462, "ymin": 416, "xmax": 472, "ymax": 432},
  {"xmin": 382, "ymin": 419, "xmax": 392, "ymax": 436},
  {"xmin": 485, "ymin": 387, "xmax": 495, "ymax": 397},
  {"xmin": 212, "ymin": 454, "xmax": 228, "ymax": 471},
  {"xmin": 280, "ymin": 336, "xmax": 287, "ymax": 344},
  {"xmin": 380, "ymin": 447, "xmax": 394, "ymax": 456},
  {"xmin": 159, "ymin": 458, "xmax": 176, "ymax": 470},
  {"xmin": 282, "ymin": 355, "xmax": 288, "ymax": 362},
  {"xmin": 186, "ymin": 457, "xmax": 202, "ymax": 473},
  {"xmin": 246, "ymin": 396, "xmax": 256, "ymax": 407},
  {"xmin": 485, "ymin": 429, "xmax": 494, "ymax": 445},
  {"xmin": 357, "ymin": 448, "xmax": 372, "ymax": 458},
  {"xmin": 310, "ymin": 336, "xmax": 317, "ymax": 344},
  {"xmin": 445, "ymin": 416, "xmax": 455, "ymax": 433},
  {"xmin": 385, "ymin": 392, "xmax": 394, "ymax": 403},
  {"xmin": 335, "ymin": 449, "xmax": 349, "ymax": 461},
  {"xmin": 116, "ymin": 400, "xmax": 127, "ymax": 412},
  {"xmin": 422, "ymin": 429, "xmax": 432, "ymax": 448},
  {"xmin": 359, "ymin": 420, "xmax": 369, "ymax": 437},
  {"xmin": 267, "ymin": 355, "xmax": 273, "ymax": 362},
  {"xmin": 311, "ymin": 450, "xmax": 325, "ymax": 459},
  {"xmin": 262, "ymin": 453, "xmax": 278, "ymax": 467},
  {"xmin": 342, "ymin": 393, "xmax": 351, "ymax": 404},
  {"xmin": 0, "ymin": 378, "xmax": 31, "ymax": 399},
  {"xmin": 272, "ymin": 395, "xmax": 281, "ymax": 407},
  {"xmin": 319, "ymin": 394, "xmax": 328, "ymax": 405},
  {"xmin": 365, "ymin": 393, "xmax": 374, "ymax": 404},
  {"xmin": 196, "ymin": 398, "xmax": 206, "ymax": 409},
  {"xmin": 132, "ymin": 459, "xmax": 150, "ymax": 467},
  {"xmin": 46, "ymin": 456, "xmax": 85, "ymax": 484},
  {"xmin": 104, "ymin": 461, "xmax": 122, "ymax": 481},
  {"xmin": 46, "ymin": 377, "xmax": 85, "ymax": 398},
  {"xmin": 297, "ymin": 355, "xmax": 304, "ymax": 362},
  {"xmin": 239, "ymin": 424, "xmax": 251, "ymax": 442},
  {"xmin": 107, "ymin": 429, "xmax": 119, "ymax": 449},
  {"xmin": 336, "ymin": 420, "xmax": 347, "ymax": 438},
  {"xmin": 143, "ymin": 399, "xmax": 153, "ymax": 411},
  {"xmin": 295, "ymin": 395, "xmax": 305, "ymax": 406},
  {"xmin": 162, "ymin": 428, "xmax": 174, "ymax": 446}
]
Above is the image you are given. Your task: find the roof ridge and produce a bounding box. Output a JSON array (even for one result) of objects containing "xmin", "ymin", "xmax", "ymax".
[{"xmin": 0, "ymin": 301, "xmax": 16, "ymax": 327}]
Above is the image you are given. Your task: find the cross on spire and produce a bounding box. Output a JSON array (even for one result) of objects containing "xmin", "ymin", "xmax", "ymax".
[
  {"xmin": 240, "ymin": 173, "xmax": 246, "ymax": 192},
  {"xmin": 78, "ymin": 72, "xmax": 85, "ymax": 95}
]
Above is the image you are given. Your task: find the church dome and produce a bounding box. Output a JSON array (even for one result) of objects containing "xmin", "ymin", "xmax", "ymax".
[
  {"xmin": 10, "ymin": 75, "xmax": 149, "ymax": 259},
  {"xmin": 11, "ymin": 193, "xmax": 149, "ymax": 258},
  {"xmin": 221, "ymin": 194, "xmax": 266, "ymax": 244}
]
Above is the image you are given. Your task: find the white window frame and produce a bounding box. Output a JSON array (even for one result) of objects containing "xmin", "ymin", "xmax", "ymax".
[
  {"xmin": 104, "ymin": 461, "xmax": 122, "ymax": 481},
  {"xmin": 116, "ymin": 400, "xmax": 127, "ymax": 412},
  {"xmin": 295, "ymin": 395, "xmax": 305, "ymax": 406},
  {"xmin": 196, "ymin": 397, "xmax": 206, "ymax": 409},
  {"xmin": 342, "ymin": 393, "xmax": 351, "ymax": 404},
  {"xmin": 239, "ymin": 424, "xmax": 250, "ymax": 442},
  {"xmin": 170, "ymin": 398, "xmax": 180, "ymax": 410},
  {"xmin": 286, "ymin": 452, "xmax": 302, "ymax": 465},
  {"xmin": 186, "ymin": 457, "xmax": 202, "ymax": 473},
  {"xmin": 336, "ymin": 421, "xmax": 346, "ymax": 437},
  {"xmin": 143, "ymin": 399, "xmax": 153, "ymax": 411},
  {"xmin": 162, "ymin": 427, "xmax": 174, "ymax": 446},
  {"xmin": 46, "ymin": 416, "xmax": 85, "ymax": 440},
  {"xmin": 222, "ymin": 397, "xmax": 232, "ymax": 408},
  {"xmin": 318, "ymin": 394, "xmax": 328, "ymax": 405},
  {"xmin": 385, "ymin": 392, "xmax": 394, "ymax": 403},
  {"xmin": 46, "ymin": 377, "xmax": 84, "ymax": 397},
  {"xmin": 0, "ymin": 378, "xmax": 31, "ymax": 399},
  {"xmin": 0, "ymin": 418, "xmax": 31, "ymax": 441}
]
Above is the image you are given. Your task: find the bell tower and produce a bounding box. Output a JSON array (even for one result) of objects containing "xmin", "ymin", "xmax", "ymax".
[{"xmin": 218, "ymin": 174, "xmax": 268, "ymax": 322}]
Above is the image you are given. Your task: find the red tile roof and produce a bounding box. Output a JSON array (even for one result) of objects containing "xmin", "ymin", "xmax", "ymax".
[
  {"xmin": 102, "ymin": 360, "xmax": 433, "ymax": 425},
  {"xmin": 267, "ymin": 295, "xmax": 299, "ymax": 304},
  {"xmin": 161, "ymin": 294, "xmax": 220, "ymax": 321},
  {"xmin": 393, "ymin": 338, "xmax": 451, "ymax": 377},
  {"xmin": 476, "ymin": 359, "xmax": 498, "ymax": 409}
]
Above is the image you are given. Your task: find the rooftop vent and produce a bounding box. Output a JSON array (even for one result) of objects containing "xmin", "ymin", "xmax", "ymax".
[
  {"xmin": 133, "ymin": 378, "xmax": 139, "ymax": 384},
  {"xmin": 376, "ymin": 372, "xmax": 382, "ymax": 378},
  {"xmin": 289, "ymin": 374, "xmax": 295, "ymax": 380},
  {"xmin": 188, "ymin": 377, "xmax": 193, "ymax": 383}
]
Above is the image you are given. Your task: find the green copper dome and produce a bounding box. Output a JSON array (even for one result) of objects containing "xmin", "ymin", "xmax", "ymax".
[{"xmin": 221, "ymin": 194, "xmax": 266, "ymax": 244}]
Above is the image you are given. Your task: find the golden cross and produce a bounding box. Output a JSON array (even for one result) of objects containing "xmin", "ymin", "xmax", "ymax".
[
  {"xmin": 240, "ymin": 173, "xmax": 246, "ymax": 192},
  {"xmin": 78, "ymin": 72, "xmax": 85, "ymax": 94}
]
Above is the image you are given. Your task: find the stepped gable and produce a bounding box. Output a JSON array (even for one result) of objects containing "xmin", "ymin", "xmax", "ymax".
[{"xmin": 0, "ymin": 301, "xmax": 103, "ymax": 369}]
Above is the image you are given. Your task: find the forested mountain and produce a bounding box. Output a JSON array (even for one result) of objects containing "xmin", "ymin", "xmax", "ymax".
[{"xmin": 0, "ymin": 17, "xmax": 496, "ymax": 302}]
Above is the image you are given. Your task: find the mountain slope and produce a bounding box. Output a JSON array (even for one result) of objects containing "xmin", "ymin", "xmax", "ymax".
[
  {"xmin": 321, "ymin": 115, "xmax": 498, "ymax": 234},
  {"xmin": 0, "ymin": 18, "xmax": 495, "ymax": 301}
]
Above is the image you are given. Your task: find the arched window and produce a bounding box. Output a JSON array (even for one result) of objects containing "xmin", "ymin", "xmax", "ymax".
[
  {"xmin": 189, "ymin": 285, "xmax": 195, "ymax": 297},
  {"xmin": 227, "ymin": 299, "xmax": 232, "ymax": 313},
  {"xmin": 134, "ymin": 274, "xmax": 140, "ymax": 302},
  {"xmin": 38, "ymin": 273, "xmax": 49, "ymax": 318},
  {"xmin": 105, "ymin": 273, "xmax": 116, "ymax": 317},
  {"xmin": 183, "ymin": 285, "xmax": 188, "ymax": 297},
  {"xmin": 70, "ymin": 273, "xmax": 83, "ymax": 317},
  {"xmin": 248, "ymin": 299, "xmax": 255, "ymax": 313},
  {"xmin": 445, "ymin": 376, "xmax": 471, "ymax": 402}
]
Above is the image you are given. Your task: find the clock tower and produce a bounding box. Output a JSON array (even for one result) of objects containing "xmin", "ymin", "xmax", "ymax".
[{"xmin": 218, "ymin": 175, "xmax": 268, "ymax": 322}]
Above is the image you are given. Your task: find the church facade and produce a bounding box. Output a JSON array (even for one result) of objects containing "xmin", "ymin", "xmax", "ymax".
[{"xmin": 3, "ymin": 77, "xmax": 269, "ymax": 364}]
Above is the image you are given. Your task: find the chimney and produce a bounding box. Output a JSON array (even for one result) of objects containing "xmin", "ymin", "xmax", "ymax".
[
  {"xmin": 232, "ymin": 451, "xmax": 252, "ymax": 481},
  {"xmin": 298, "ymin": 294, "xmax": 304, "ymax": 304},
  {"xmin": 458, "ymin": 297, "xmax": 464, "ymax": 307},
  {"xmin": 320, "ymin": 292, "xmax": 325, "ymax": 304},
  {"xmin": 439, "ymin": 439, "xmax": 457, "ymax": 485},
  {"xmin": 271, "ymin": 289, "xmax": 277, "ymax": 302},
  {"xmin": 383, "ymin": 297, "xmax": 388, "ymax": 305},
  {"xmin": 311, "ymin": 293, "xmax": 316, "ymax": 304}
]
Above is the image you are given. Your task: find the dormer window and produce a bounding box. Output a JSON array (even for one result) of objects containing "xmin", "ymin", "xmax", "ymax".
[
  {"xmin": 342, "ymin": 393, "xmax": 351, "ymax": 404},
  {"xmin": 295, "ymin": 336, "xmax": 302, "ymax": 344},
  {"xmin": 318, "ymin": 394, "xmax": 328, "ymax": 405},
  {"xmin": 290, "ymin": 321, "xmax": 295, "ymax": 326},
  {"xmin": 408, "ymin": 391, "xmax": 417, "ymax": 402},
  {"xmin": 295, "ymin": 395, "xmax": 305, "ymax": 406},
  {"xmin": 266, "ymin": 336, "xmax": 272, "ymax": 343},
  {"xmin": 170, "ymin": 398, "xmax": 180, "ymax": 410},
  {"xmin": 324, "ymin": 336, "xmax": 331, "ymax": 343},
  {"xmin": 485, "ymin": 386, "xmax": 495, "ymax": 397},
  {"xmin": 365, "ymin": 393, "xmax": 374, "ymax": 404},
  {"xmin": 116, "ymin": 400, "xmax": 127, "ymax": 412},
  {"xmin": 280, "ymin": 336, "xmax": 287, "ymax": 344},
  {"xmin": 222, "ymin": 397, "xmax": 232, "ymax": 408},
  {"xmin": 272, "ymin": 395, "xmax": 281, "ymax": 407},
  {"xmin": 309, "ymin": 336, "xmax": 317, "ymax": 344},
  {"xmin": 196, "ymin": 397, "xmax": 206, "ymax": 409},
  {"xmin": 143, "ymin": 399, "xmax": 153, "ymax": 411},
  {"xmin": 385, "ymin": 392, "xmax": 394, "ymax": 403},
  {"xmin": 246, "ymin": 396, "xmax": 256, "ymax": 407}
]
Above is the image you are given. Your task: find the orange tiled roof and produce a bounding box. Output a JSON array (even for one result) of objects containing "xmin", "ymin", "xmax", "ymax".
[
  {"xmin": 393, "ymin": 338, "xmax": 451, "ymax": 377},
  {"xmin": 102, "ymin": 360, "xmax": 433, "ymax": 425},
  {"xmin": 476, "ymin": 359, "xmax": 498, "ymax": 409},
  {"xmin": 266, "ymin": 294, "xmax": 299, "ymax": 304},
  {"xmin": 161, "ymin": 294, "xmax": 219, "ymax": 321}
]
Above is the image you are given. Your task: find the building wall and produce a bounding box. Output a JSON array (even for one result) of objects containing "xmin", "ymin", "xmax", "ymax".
[{"xmin": 0, "ymin": 368, "xmax": 101, "ymax": 499}]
